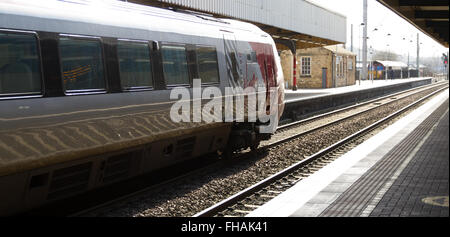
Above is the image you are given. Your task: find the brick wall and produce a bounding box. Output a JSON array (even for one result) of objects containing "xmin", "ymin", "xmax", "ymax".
[
  {"xmin": 297, "ymin": 47, "xmax": 356, "ymax": 88},
  {"xmin": 280, "ymin": 46, "xmax": 356, "ymax": 89},
  {"xmin": 280, "ymin": 50, "xmax": 293, "ymax": 89},
  {"xmin": 297, "ymin": 47, "xmax": 332, "ymax": 88}
]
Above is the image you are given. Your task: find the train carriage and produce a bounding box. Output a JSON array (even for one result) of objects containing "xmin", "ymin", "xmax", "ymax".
[{"xmin": 0, "ymin": 0, "xmax": 284, "ymax": 215}]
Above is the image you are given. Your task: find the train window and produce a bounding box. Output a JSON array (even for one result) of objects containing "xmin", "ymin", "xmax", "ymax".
[
  {"xmin": 247, "ymin": 51, "xmax": 257, "ymax": 63},
  {"xmin": 250, "ymin": 51, "xmax": 257, "ymax": 63},
  {"xmin": 0, "ymin": 32, "xmax": 41, "ymax": 95},
  {"xmin": 117, "ymin": 41, "xmax": 153, "ymax": 89},
  {"xmin": 59, "ymin": 37, "xmax": 105, "ymax": 92},
  {"xmin": 161, "ymin": 45, "xmax": 190, "ymax": 86},
  {"xmin": 196, "ymin": 46, "xmax": 219, "ymax": 84}
]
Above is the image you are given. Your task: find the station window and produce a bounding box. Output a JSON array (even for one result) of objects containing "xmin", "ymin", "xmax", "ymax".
[
  {"xmin": 196, "ymin": 46, "xmax": 219, "ymax": 84},
  {"xmin": 0, "ymin": 31, "xmax": 41, "ymax": 95},
  {"xmin": 300, "ymin": 56, "xmax": 311, "ymax": 76},
  {"xmin": 161, "ymin": 45, "xmax": 190, "ymax": 86},
  {"xmin": 59, "ymin": 37, "xmax": 105, "ymax": 92},
  {"xmin": 117, "ymin": 41, "xmax": 153, "ymax": 89},
  {"xmin": 348, "ymin": 58, "xmax": 353, "ymax": 70}
]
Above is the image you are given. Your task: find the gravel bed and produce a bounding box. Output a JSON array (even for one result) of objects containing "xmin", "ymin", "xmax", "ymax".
[
  {"xmin": 84, "ymin": 86, "xmax": 445, "ymax": 217},
  {"xmin": 267, "ymin": 84, "xmax": 442, "ymax": 146}
]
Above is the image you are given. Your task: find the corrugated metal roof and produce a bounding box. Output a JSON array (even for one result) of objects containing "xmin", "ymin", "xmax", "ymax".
[
  {"xmin": 156, "ymin": 0, "xmax": 347, "ymax": 43},
  {"xmin": 376, "ymin": 61, "xmax": 408, "ymax": 69}
]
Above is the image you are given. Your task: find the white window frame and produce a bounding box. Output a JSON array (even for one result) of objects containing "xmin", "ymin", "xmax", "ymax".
[
  {"xmin": 300, "ymin": 56, "xmax": 311, "ymax": 76},
  {"xmin": 348, "ymin": 58, "xmax": 353, "ymax": 70}
]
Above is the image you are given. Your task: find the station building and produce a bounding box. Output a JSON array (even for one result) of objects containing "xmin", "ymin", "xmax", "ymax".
[{"xmin": 282, "ymin": 46, "xmax": 356, "ymax": 89}]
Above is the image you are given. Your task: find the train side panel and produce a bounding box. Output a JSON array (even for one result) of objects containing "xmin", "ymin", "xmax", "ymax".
[{"xmin": 0, "ymin": 0, "xmax": 285, "ymax": 215}]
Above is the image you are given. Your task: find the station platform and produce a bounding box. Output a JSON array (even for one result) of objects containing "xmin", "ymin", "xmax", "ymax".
[
  {"xmin": 284, "ymin": 77, "xmax": 435, "ymax": 102},
  {"xmin": 249, "ymin": 88, "xmax": 449, "ymax": 217}
]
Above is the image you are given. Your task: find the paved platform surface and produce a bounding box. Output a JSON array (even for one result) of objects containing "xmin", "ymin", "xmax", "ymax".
[
  {"xmin": 248, "ymin": 87, "xmax": 449, "ymax": 217},
  {"xmin": 318, "ymin": 101, "xmax": 449, "ymax": 217},
  {"xmin": 284, "ymin": 77, "xmax": 433, "ymax": 102},
  {"xmin": 368, "ymin": 112, "xmax": 449, "ymax": 217}
]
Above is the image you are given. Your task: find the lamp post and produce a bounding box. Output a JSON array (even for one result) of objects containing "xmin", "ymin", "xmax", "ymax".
[
  {"xmin": 418, "ymin": 42, "xmax": 423, "ymax": 77},
  {"xmin": 402, "ymin": 37, "xmax": 409, "ymax": 79},
  {"xmin": 402, "ymin": 37, "xmax": 405, "ymax": 79},
  {"xmin": 362, "ymin": 0, "xmax": 368, "ymax": 82},
  {"xmin": 385, "ymin": 33, "xmax": 391, "ymax": 80},
  {"xmin": 408, "ymin": 39, "xmax": 413, "ymax": 78},
  {"xmin": 368, "ymin": 28, "xmax": 378, "ymax": 83},
  {"xmin": 369, "ymin": 45, "xmax": 374, "ymax": 83},
  {"xmin": 385, "ymin": 43, "xmax": 389, "ymax": 80},
  {"xmin": 416, "ymin": 33, "xmax": 420, "ymax": 77},
  {"xmin": 359, "ymin": 22, "xmax": 364, "ymax": 85}
]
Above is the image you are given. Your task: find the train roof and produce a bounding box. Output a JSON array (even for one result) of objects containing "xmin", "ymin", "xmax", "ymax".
[{"xmin": 0, "ymin": 0, "xmax": 270, "ymax": 42}]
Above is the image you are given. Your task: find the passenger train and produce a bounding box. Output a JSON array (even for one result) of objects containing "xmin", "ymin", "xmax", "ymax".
[{"xmin": 0, "ymin": 0, "xmax": 285, "ymax": 215}]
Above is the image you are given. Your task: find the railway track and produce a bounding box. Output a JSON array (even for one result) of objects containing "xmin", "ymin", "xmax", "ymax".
[
  {"xmin": 61, "ymin": 81, "xmax": 448, "ymax": 217},
  {"xmin": 194, "ymin": 83, "xmax": 449, "ymax": 217},
  {"xmin": 267, "ymin": 81, "xmax": 448, "ymax": 147}
]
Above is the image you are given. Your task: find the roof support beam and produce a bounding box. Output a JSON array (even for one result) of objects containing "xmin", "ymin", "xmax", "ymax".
[
  {"xmin": 377, "ymin": 0, "xmax": 449, "ymax": 47},
  {"xmin": 274, "ymin": 39, "xmax": 296, "ymax": 55},
  {"xmin": 399, "ymin": 0, "xmax": 448, "ymax": 7},
  {"xmin": 425, "ymin": 21, "xmax": 449, "ymax": 28},
  {"xmin": 415, "ymin": 10, "xmax": 449, "ymax": 19}
]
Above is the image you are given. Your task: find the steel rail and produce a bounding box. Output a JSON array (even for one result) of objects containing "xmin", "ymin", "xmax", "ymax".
[
  {"xmin": 277, "ymin": 81, "xmax": 447, "ymax": 132},
  {"xmin": 193, "ymin": 85, "xmax": 448, "ymax": 217},
  {"xmin": 74, "ymin": 83, "xmax": 447, "ymax": 217},
  {"xmin": 70, "ymin": 82, "xmax": 447, "ymax": 217},
  {"xmin": 266, "ymin": 82, "xmax": 447, "ymax": 148}
]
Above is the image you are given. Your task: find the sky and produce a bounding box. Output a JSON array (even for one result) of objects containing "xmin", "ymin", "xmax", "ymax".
[{"xmin": 307, "ymin": 0, "xmax": 448, "ymax": 60}]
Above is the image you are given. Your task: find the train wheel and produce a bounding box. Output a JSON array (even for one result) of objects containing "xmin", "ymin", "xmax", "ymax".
[
  {"xmin": 217, "ymin": 147, "xmax": 233, "ymax": 159},
  {"xmin": 250, "ymin": 138, "xmax": 260, "ymax": 151}
]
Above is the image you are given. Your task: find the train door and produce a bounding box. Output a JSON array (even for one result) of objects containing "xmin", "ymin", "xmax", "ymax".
[
  {"xmin": 222, "ymin": 32, "xmax": 243, "ymax": 88},
  {"xmin": 262, "ymin": 45, "xmax": 273, "ymax": 87},
  {"xmin": 263, "ymin": 45, "xmax": 276, "ymax": 114}
]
